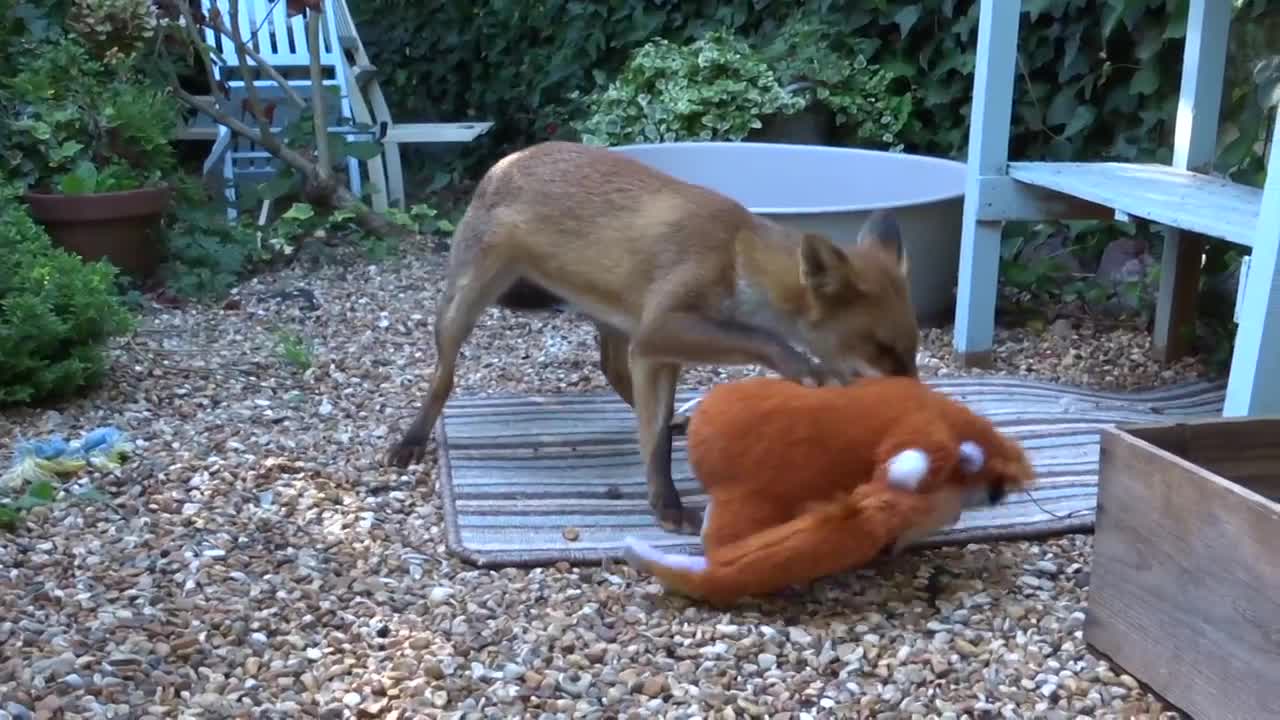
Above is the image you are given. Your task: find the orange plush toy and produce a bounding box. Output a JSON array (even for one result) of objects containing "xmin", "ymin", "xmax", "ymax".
[{"xmin": 623, "ymin": 375, "xmax": 1036, "ymax": 607}]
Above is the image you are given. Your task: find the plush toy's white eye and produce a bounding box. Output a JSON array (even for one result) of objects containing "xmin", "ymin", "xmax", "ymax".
[
  {"xmin": 958, "ymin": 441, "xmax": 985, "ymax": 474},
  {"xmin": 886, "ymin": 448, "xmax": 929, "ymax": 491}
]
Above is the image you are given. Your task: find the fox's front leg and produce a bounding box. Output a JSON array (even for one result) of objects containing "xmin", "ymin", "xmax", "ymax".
[
  {"xmin": 629, "ymin": 354, "xmax": 700, "ymax": 534},
  {"xmin": 629, "ymin": 311, "xmax": 830, "ymax": 387}
]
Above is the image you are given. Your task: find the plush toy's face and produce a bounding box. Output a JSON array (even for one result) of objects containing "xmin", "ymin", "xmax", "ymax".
[{"xmin": 883, "ymin": 426, "xmax": 1036, "ymax": 554}]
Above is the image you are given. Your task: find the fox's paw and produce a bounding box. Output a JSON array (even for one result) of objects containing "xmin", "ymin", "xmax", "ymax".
[
  {"xmin": 656, "ymin": 504, "xmax": 704, "ymax": 536},
  {"xmin": 385, "ymin": 436, "xmax": 427, "ymax": 468}
]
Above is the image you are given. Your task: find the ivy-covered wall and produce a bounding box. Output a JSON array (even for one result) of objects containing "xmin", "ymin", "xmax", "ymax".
[{"xmin": 353, "ymin": 0, "xmax": 1278, "ymax": 186}]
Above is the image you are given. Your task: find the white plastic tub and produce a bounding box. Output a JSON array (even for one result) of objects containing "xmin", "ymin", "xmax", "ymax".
[{"xmin": 610, "ymin": 141, "xmax": 965, "ymax": 326}]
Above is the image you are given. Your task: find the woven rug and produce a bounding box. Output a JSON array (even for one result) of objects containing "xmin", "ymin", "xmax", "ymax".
[{"xmin": 436, "ymin": 377, "xmax": 1227, "ymax": 567}]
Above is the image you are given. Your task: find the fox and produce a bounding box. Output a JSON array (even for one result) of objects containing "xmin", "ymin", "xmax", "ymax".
[
  {"xmin": 384, "ymin": 140, "xmax": 922, "ymax": 535},
  {"xmin": 623, "ymin": 375, "xmax": 1037, "ymax": 607}
]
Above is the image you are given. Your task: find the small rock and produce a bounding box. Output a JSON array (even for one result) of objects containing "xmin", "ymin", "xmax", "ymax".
[
  {"xmin": 427, "ymin": 587, "xmax": 454, "ymax": 606},
  {"xmin": 757, "ymin": 653, "xmax": 777, "ymax": 671},
  {"xmin": 641, "ymin": 676, "xmax": 667, "ymax": 697}
]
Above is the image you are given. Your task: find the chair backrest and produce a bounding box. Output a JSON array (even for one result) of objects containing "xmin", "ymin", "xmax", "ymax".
[{"xmin": 201, "ymin": 0, "xmax": 345, "ymax": 79}]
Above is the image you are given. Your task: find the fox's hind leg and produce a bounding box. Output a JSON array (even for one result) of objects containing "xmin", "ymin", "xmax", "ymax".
[{"xmin": 386, "ymin": 223, "xmax": 521, "ymax": 468}]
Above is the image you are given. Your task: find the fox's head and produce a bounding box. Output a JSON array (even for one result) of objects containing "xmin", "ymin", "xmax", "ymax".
[{"xmin": 794, "ymin": 209, "xmax": 920, "ymax": 383}]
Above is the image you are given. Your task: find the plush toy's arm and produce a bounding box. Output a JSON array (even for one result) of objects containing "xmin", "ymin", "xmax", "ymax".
[{"xmin": 623, "ymin": 483, "xmax": 935, "ymax": 607}]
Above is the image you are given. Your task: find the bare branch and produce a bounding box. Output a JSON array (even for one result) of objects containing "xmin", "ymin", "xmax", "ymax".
[
  {"xmin": 305, "ymin": 8, "xmax": 333, "ymax": 181},
  {"xmin": 174, "ymin": 0, "xmax": 222, "ymax": 106},
  {"xmin": 203, "ymin": 13, "xmax": 307, "ymax": 110},
  {"xmin": 173, "ymin": 86, "xmax": 312, "ymax": 173},
  {"xmin": 228, "ymin": 0, "xmax": 276, "ymax": 141},
  {"xmin": 173, "ymin": 86, "xmax": 402, "ymax": 238}
]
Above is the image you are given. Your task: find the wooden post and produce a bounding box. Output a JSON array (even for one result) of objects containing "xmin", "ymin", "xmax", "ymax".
[
  {"xmin": 1223, "ymin": 110, "xmax": 1280, "ymax": 416},
  {"xmin": 952, "ymin": 0, "xmax": 1022, "ymax": 368},
  {"xmin": 1152, "ymin": 0, "xmax": 1230, "ymax": 362}
]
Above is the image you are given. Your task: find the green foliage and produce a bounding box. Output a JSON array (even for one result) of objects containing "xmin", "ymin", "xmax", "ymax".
[
  {"xmin": 573, "ymin": 30, "xmax": 807, "ymax": 146},
  {"xmin": 274, "ymin": 329, "xmax": 315, "ymax": 371},
  {"xmin": 0, "ymin": 183, "xmax": 136, "ymax": 406},
  {"xmin": 0, "ymin": 27, "xmax": 181, "ymax": 194},
  {"xmin": 66, "ymin": 0, "xmax": 160, "ymax": 64},
  {"xmin": 159, "ymin": 203, "xmax": 270, "ymax": 302},
  {"xmin": 0, "ymin": 478, "xmax": 58, "ymax": 531},
  {"xmin": 387, "ymin": 202, "xmax": 456, "ymax": 237},
  {"xmin": 572, "ymin": 19, "xmax": 913, "ymax": 149},
  {"xmin": 755, "ymin": 15, "xmax": 914, "ymax": 150}
]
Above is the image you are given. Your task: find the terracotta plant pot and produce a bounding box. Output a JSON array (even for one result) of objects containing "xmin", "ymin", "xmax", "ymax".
[{"xmin": 23, "ymin": 185, "xmax": 172, "ymax": 280}]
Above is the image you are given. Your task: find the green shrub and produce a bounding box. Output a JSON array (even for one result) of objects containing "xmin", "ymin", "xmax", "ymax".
[
  {"xmin": 0, "ymin": 183, "xmax": 135, "ymax": 406},
  {"xmin": 574, "ymin": 30, "xmax": 807, "ymax": 146},
  {"xmin": 0, "ymin": 22, "xmax": 181, "ymax": 195}
]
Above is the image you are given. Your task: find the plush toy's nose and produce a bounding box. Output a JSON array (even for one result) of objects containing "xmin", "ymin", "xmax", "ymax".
[{"xmin": 987, "ymin": 485, "xmax": 1008, "ymax": 505}]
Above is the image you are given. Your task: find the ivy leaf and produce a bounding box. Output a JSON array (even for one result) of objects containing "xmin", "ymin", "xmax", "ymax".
[
  {"xmin": 59, "ymin": 161, "xmax": 98, "ymax": 195},
  {"xmin": 342, "ymin": 141, "xmax": 384, "ymax": 161},
  {"xmin": 893, "ymin": 5, "xmax": 922, "ymax": 39},
  {"xmin": 1063, "ymin": 104, "xmax": 1098, "ymax": 138},
  {"xmin": 1046, "ymin": 86, "xmax": 1079, "ymax": 128},
  {"xmin": 1023, "ymin": 0, "xmax": 1054, "ymax": 19},
  {"xmin": 1129, "ymin": 65, "xmax": 1159, "ymax": 95},
  {"xmin": 258, "ymin": 174, "xmax": 296, "ymax": 201},
  {"xmin": 1254, "ymin": 55, "xmax": 1280, "ymax": 110},
  {"xmin": 282, "ymin": 202, "xmax": 316, "ymax": 221}
]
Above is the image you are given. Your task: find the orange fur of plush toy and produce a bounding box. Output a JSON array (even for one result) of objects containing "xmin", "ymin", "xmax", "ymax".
[{"xmin": 623, "ymin": 375, "xmax": 1036, "ymax": 607}]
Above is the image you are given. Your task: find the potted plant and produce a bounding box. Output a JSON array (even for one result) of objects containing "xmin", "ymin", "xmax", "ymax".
[
  {"xmin": 570, "ymin": 20, "xmax": 916, "ymax": 151},
  {"xmin": 754, "ymin": 16, "xmax": 915, "ymax": 151},
  {"xmin": 0, "ymin": 15, "xmax": 181, "ymax": 280}
]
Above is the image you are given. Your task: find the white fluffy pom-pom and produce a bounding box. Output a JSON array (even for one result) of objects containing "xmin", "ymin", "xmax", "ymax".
[
  {"xmin": 886, "ymin": 448, "xmax": 930, "ymax": 491},
  {"xmin": 958, "ymin": 440, "xmax": 985, "ymax": 474}
]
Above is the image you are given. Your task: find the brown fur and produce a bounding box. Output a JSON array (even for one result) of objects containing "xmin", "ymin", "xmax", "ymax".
[
  {"xmin": 623, "ymin": 375, "xmax": 1036, "ymax": 607},
  {"xmin": 385, "ymin": 141, "xmax": 922, "ymax": 534}
]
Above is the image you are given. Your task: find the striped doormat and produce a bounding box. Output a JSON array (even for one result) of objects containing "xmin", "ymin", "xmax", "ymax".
[{"xmin": 436, "ymin": 377, "xmax": 1227, "ymax": 567}]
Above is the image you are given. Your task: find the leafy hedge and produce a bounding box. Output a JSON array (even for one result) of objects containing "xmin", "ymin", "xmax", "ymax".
[
  {"xmin": 354, "ymin": 0, "xmax": 1278, "ymax": 187},
  {"xmin": 0, "ymin": 183, "xmax": 135, "ymax": 406}
]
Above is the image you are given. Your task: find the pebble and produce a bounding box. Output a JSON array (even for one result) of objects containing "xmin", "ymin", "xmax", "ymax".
[{"xmin": 0, "ymin": 250, "xmax": 1211, "ymax": 719}]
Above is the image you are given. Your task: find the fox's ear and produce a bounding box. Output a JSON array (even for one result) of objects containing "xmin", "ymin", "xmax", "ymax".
[
  {"xmin": 798, "ymin": 233, "xmax": 853, "ymax": 299},
  {"xmin": 856, "ymin": 209, "xmax": 909, "ymax": 276}
]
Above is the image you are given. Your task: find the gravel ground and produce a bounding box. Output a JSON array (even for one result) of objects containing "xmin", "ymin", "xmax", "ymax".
[{"xmin": 0, "ymin": 239, "xmax": 1215, "ymax": 719}]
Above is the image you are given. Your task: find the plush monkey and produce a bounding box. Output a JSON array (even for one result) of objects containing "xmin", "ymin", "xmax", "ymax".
[{"xmin": 624, "ymin": 375, "xmax": 1035, "ymax": 607}]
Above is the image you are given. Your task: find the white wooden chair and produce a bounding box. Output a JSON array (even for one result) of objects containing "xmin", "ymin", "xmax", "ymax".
[
  {"xmin": 954, "ymin": 0, "xmax": 1280, "ymax": 417},
  {"xmin": 179, "ymin": 0, "xmax": 495, "ymax": 214},
  {"xmin": 331, "ymin": 0, "xmax": 493, "ymax": 211},
  {"xmin": 195, "ymin": 0, "xmax": 370, "ymax": 218}
]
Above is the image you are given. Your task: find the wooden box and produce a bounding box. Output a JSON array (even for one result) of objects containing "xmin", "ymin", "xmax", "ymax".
[{"xmin": 1086, "ymin": 418, "xmax": 1280, "ymax": 720}]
